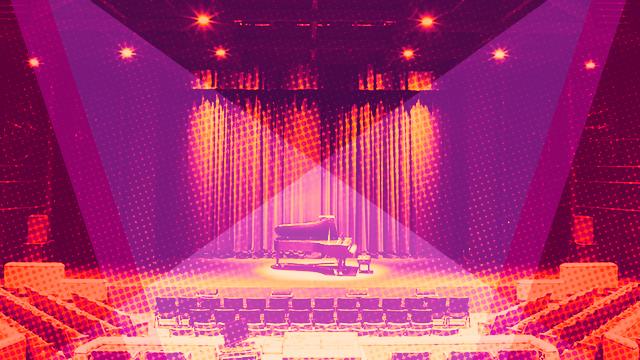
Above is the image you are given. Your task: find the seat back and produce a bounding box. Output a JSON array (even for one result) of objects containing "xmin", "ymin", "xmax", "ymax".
[
  {"xmin": 448, "ymin": 297, "xmax": 470, "ymax": 314},
  {"xmin": 198, "ymin": 296, "xmax": 220, "ymax": 310},
  {"xmin": 245, "ymin": 298, "xmax": 266, "ymax": 310},
  {"xmin": 289, "ymin": 310, "xmax": 311, "ymax": 324},
  {"xmin": 264, "ymin": 309, "xmax": 286, "ymax": 324},
  {"xmin": 155, "ymin": 297, "xmax": 177, "ymax": 313},
  {"xmin": 497, "ymin": 350, "xmax": 539, "ymax": 360},
  {"xmin": 449, "ymin": 352, "xmax": 494, "ymax": 360},
  {"xmin": 314, "ymin": 298, "xmax": 335, "ymax": 309},
  {"xmin": 392, "ymin": 352, "xmax": 430, "ymax": 360},
  {"xmin": 269, "ymin": 297, "xmax": 290, "ymax": 310},
  {"xmin": 411, "ymin": 309, "xmax": 433, "ymax": 324},
  {"xmin": 214, "ymin": 309, "xmax": 237, "ymax": 324},
  {"xmin": 189, "ymin": 308, "xmax": 212, "ymax": 323},
  {"xmin": 89, "ymin": 350, "xmax": 131, "ymax": 360},
  {"xmin": 177, "ymin": 297, "xmax": 198, "ymax": 314},
  {"xmin": 223, "ymin": 298, "xmax": 244, "ymax": 310},
  {"xmin": 291, "ymin": 298, "xmax": 312, "ymax": 310},
  {"xmin": 386, "ymin": 310, "xmax": 409, "ymax": 323},
  {"xmin": 382, "ymin": 298, "xmax": 403, "ymax": 310},
  {"xmin": 362, "ymin": 309, "xmax": 384, "ymax": 323},
  {"xmin": 238, "ymin": 309, "xmax": 262, "ymax": 324},
  {"xmin": 337, "ymin": 309, "xmax": 359, "ymax": 324},
  {"xmin": 313, "ymin": 309, "xmax": 335, "ymax": 324},
  {"xmin": 337, "ymin": 297, "xmax": 358, "ymax": 310},
  {"xmin": 425, "ymin": 297, "xmax": 447, "ymax": 318},
  {"xmin": 359, "ymin": 297, "xmax": 380, "ymax": 310},
  {"xmin": 146, "ymin": 352, "xmax": 188, "ymax": 360},
  {"xmin": 404, "ymin": 297, "xmax": 425, "ymax": 310}
]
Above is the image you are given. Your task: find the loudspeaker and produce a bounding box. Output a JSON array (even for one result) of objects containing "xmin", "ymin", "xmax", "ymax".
[{"xmin": 27, "ymin": 214, "xmax": 50, "ymax": 245}]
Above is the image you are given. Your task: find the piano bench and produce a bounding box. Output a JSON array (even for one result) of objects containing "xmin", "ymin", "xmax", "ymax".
[{"xmin": 357, "ymin": 254, "xmax": 373, "ymax": 274}]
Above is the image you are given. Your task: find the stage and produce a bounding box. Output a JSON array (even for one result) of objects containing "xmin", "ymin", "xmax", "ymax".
[{"xmin": 105, "ymin": 258, "xmax": 521, "ymax": 313}]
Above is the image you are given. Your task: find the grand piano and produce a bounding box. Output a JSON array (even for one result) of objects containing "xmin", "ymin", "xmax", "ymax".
[{"xmin": 274, "ymin": 215, "xmax": 356, "ymax": 275}]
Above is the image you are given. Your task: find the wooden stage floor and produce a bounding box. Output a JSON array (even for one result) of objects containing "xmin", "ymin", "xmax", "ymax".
[{"xmin": 107, "ymin": 258, "xmax": 521, "ymax": 312}]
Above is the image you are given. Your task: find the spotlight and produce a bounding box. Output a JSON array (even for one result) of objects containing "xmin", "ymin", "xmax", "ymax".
[
  {"xmin": 27, "ymin": 57, "xmax": 41, "ymax": 68},
  {"xmin": 119, "ymin": 46, "xmax": 136, "ymax": 60},
  {"xmin": 195, "ymin": 13, "xmax": 212, "ymax": 27},
  {"xmin": 584, "ymin": 60, "xmax": 597, "ymax": 70},
  {"xmin": 214, "ymin": 47, "xmax": 227, "ymax": 59},
  {"xmin": 492, "ymin": 48, "xmax": 508, "ymax": 61},
  {"xmin": 402, "ymin": 49, "xmax": 415, "ymax": 60},
  {"xmin": 420, "ymin": 16, "xmax": 435, "ymax": 29}
]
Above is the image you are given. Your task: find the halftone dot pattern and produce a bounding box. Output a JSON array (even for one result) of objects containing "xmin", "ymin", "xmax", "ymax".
[{"xmin": 2, "ymin": 0, "xmax": 638, "ymax": 357}]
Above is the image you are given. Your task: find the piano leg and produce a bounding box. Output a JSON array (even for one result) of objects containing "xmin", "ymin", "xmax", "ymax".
[{"xmin": 336, "ymin": 257, "xmax": 346, "ymax": 276}]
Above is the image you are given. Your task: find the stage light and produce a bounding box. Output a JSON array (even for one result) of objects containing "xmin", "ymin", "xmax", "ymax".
[
  {"xmin": 492, "ymin": 48, "xmax": 508, "ymax": 61},
  {"xmin": 420, "ymin": 16, "xmax": 435, "ymax": 29},
  {"xmin": 119, "ymin": 46, "xmax": 136, "ymax": 60},
  {"xmin": 27, "ymin": 57, "xmax": 40, "ymax": 68},
  {"xmin": 584, "ymin": 60, "xmax": 597, "ymax": 70},
  {"xmin": 402, "ymin": 49, "xmax": 415, "ymax": 60},
  {"xmin": 214, "ymin": 47, "xmax": 227, "ymax": 59},
  {"xmin": 195, "ymin": 13, "xmax": 212, "ymax": 27}
]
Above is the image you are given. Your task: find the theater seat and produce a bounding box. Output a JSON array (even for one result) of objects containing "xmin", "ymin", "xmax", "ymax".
[
  {"xmin": 359, "ymin": 297, "xmax": 380, "ymax": 310},
  {"xmin": 223, "ymin": 298, "xmax": 244, "ymax": 310},
  {"xmin": 238, "ymin": 309, "xmax": 262, "ymax": 324},
  {"xmin": 392, "ymin": 352, "xmax": 430, "ymax": 360},
  {"xmin": 245, "ymin": 298, "xmax": 266, "ymax": 310},
  {"xmin": 497, "ymin": 350, "xmax": 539, "ymax": 360},
  {"xmin": 312, "ymin": 309, "xmax": 335, "ymax": 329},
  {"xmin": 154, "ymin": 297, "xmax": 177, "ymax": 327},
  {"xmin": 314, "ymin": 297, "xmax": 335, "ymax": 309},
  {"xmin": 268, "ymin": 297, "xmax": 290, "ymax": 310},
  {"xmin": 145, "ymin": 352, "xmax": 187, "ymax": 360},
  {"xmin": 289, "ymin": 310, "xmax": 312, "ymax": 330},
  {"xmin": 198, "ymin": 296, "xmax": 220, "ymax": 310},
  {"xmin": 405, "ymin": 297, "xmax": 426, "ymax": 310},
  {"xmin": 337, "ymin": 297, "xmax": 358, "ymax": 310},
  {"xmin": 90, "ymin": 350, "xmax": 133, "ymax": 360},
  {"xmin": 264, "ymin": 309, "xmax": 287, "ymax": 335},
  {"xmin": 381, "ymin": 298, "xmax": 403, "ymax": 310},
  {"xmin": 214, "ymin": 309, "xmax": 237, "ymax": 324},
  {"xmin": 386, "ymin": 310, "xmax": 409, "ymax": 325},
  {"xmin": 337, "ymin": 309, "xmax": 360, "ymax": 330},
  {"xmin": 425, "ymin": 297, "xmax": 447, "ymax": 321},
  {"xmin": 448, "ymin": 297, "xmax": 470, "ymax": 327},
  {"xmin": 291, "ymin": 298, "xmax": 312, "ymax": 310},
  {"xmin": 449, "ymin": 352, "xmax": 494, "ymax": 360}
]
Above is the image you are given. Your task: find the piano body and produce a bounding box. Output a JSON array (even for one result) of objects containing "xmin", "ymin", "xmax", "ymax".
[{"xmin": 274, "ymin": 215, "xmax": 356, "ymax": 274}]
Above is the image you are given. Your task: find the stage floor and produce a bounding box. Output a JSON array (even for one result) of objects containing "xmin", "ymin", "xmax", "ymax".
[{"xmin": 107, "ymin": 258, "xmax": 521, "ymax": 312}]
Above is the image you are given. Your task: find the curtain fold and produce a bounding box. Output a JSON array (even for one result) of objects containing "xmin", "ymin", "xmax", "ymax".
[{"xmin": 188, "ymin": 95, "xmax": 438, "ymax": 257}]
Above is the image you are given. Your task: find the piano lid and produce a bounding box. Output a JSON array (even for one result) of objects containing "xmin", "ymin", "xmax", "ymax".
[{"xmin": 274, "ymin": 215, "xmax": 339, "ymax": 240}]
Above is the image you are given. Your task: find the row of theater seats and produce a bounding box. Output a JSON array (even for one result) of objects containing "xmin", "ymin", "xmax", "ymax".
[
  {"xmin": 155, "ymin": 295, "xmax": 470, "ymax": 327},
  {"xmin": 90, "ymin": 350, "xmax": 187, "ymax": 360},
  {"xmin": 486, "ymin": 293, "xmax": 552, "ymax": 335},
  {"xmin": 175, "ymin": 308, "xmax": 451, "ymax": 336},
  {"xmin": 72, "ymin": 293, "xmax": 142, "ymax": 337},
  {"xmin": 88, "ymin": 350, "xmax": 541, "ymax": 360},
  {"xmin": 392, "ymin": 350, "xmax": 541, "ymax": 360},
  {"xmin": 0, "ymin": 288, "xmax": 84, "ymax": 358},
  {"xmin": 509, "ymin": 289, "xmax": 597, "ymax": 335},
  {"xmin": 543, "ymin": 282, "xmax": 640, "ymax": 354},
  {"xmin": 24, "ymin": 287, "xmax": 119, "ymax": 338}
]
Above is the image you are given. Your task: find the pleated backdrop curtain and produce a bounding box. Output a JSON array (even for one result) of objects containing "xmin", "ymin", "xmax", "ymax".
[{"xmin": 188, "ymin": 95, "xmax": 438, "ymax": 257}]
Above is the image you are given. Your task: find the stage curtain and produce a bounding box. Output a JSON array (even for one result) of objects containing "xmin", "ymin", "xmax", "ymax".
[{"xmin": 188, "ymin": 95, "xmax": 438, "ymax": 257}]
